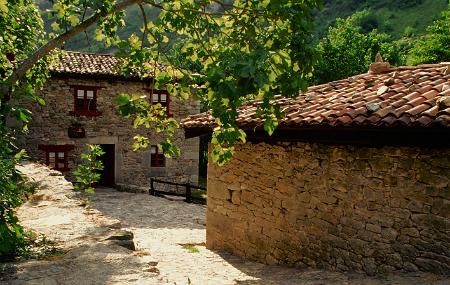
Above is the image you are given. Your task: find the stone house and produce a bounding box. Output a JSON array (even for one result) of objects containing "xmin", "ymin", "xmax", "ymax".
[
  {"xmin": 15, "ymin": 51, "xmax": 200, "ymax": 191},
  {"xmin": 181, "ymin": 62, "xmax": 450, "ymax": 275}
]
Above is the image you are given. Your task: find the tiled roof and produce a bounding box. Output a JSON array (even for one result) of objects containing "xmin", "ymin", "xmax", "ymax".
[
  {"xmin": 182, "ymin": 63, "xmax": 450, "ymax": 132},
  {"xmin": 49, "ymin": 51, "xmax": 165, "ymax": 79}
]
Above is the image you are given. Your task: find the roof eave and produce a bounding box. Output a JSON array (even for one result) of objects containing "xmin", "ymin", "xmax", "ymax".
[
  {"xmin": 49, "ymin": 71, "xmax": 152, "ymax": 82},
  {"xmin": 184, "ymin": 124, "xmax": 450, "ymax": 147}
]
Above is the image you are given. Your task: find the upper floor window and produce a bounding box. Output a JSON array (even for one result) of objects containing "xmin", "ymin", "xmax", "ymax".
[
  {"xmin": 69, "ymin": 86, "xmax": 102, "ymax": 116},
  {"xmin": 150, "ymin": 145, "xmax": 165, "ymax": 167},
  {"xmin": 38, "ymin": 144, "xmax": 74, "ymax": 171},
  {"xmin": 149, "ymin": 90, "xmax": 171, "ymax": 117}
]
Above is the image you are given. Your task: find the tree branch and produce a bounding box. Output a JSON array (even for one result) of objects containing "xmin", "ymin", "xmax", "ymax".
[
  {"xmin": 138, "ymin": 3, "xmax": 148, "ymax": 47},
  {"xmin": 142, "ymin": 0, "xmax": 245, "ymax": 17},
  {"xmin": 0, "ymin": 0, "xmax": 143, "ymax": 99}
]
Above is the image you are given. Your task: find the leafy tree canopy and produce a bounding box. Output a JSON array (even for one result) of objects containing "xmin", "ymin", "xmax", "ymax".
[
  {"xmin": 0, "ymin": 0, "xmax": 46, "ymax": 259},
  {"xmin": 408, "ymin": 5, "xmax": 450, "ymax": 65},
  {"xmin": 312, "ymin": 10, "xmax": 403, "ymax": 84},
  {"xmin": 1, "ymin": 0, "xmax": 322, "ymax": 164}
]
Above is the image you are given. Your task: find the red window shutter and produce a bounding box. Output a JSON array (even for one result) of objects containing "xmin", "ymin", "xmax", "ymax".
[
  {"xmin": 147, "ymin": 89, "xmax": 171, "ymax": 117},
  {"xmin": 38, "ymin": 144, "xmax": 74, "ymax": 171},
  {"xmin": 69, "ymin": 85, "xmax": 103, "ymax": 117},
  {"xmin": 150, "ymin": 145, "xmax": 165, "ymax": 167}
]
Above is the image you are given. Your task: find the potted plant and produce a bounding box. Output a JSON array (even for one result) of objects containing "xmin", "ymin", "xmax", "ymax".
[{"xmin": 68, "ymin": 120, "xmax": 86, "ymax": 138}]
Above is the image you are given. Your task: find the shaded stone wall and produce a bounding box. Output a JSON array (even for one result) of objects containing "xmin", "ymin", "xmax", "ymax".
[
  {"xmin": 207, "ymin": 141, "xmax": 450, "ymax": 275},
  {"xmin": 14, "ymin": 77, "xmax": 199, "ymax": 190}
]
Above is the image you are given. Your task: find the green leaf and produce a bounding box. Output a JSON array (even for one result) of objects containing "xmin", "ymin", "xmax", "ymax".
[
  {"xmin": 115, "ymin": 94, "xmax": 130, "ymax": 106},
  {"xmin": 68, "ymin": 15, "xmax": 79, "ymax": 26},
  {"xmin": 85, "ymin": 187, "xmax": 96, "ymax": 194},
  {"xmin": 14, "ymin": 149, "xmax": 27, "ymax": 160},
  {"xmin": 263, "ymin": 117, "xmax": 278, "ymax": 136},
  {"xmin": 51, "ymin": 22, "xmax": 60, "ymax": 32},
  {"xmin": 0, "ymin": 0, "xmax": 8, "ymax": 13},
  {"xmin": 33, "ymin": 95, "xmax": 46, "ymax": 106},
  {"xmin": 72, "ymin": 145, "xmax": 104, "ymax": 194}
]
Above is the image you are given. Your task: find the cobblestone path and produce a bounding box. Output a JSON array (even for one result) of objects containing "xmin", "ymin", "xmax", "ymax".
[{"xmin": 1, "ymin": 163, "xmax": 448, "ymax": 284}]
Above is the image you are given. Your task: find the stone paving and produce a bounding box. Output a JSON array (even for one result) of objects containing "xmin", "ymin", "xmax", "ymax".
[{"xmin": 1, "ymin": 162, "xmax": 449, "ymax": 284}]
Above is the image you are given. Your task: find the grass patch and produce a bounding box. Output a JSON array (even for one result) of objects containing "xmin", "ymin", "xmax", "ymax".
[
  {"xmin": 179, "ymin": 242, "xmax": 205, "ymax": 253},
  {"xmin": 181, "ymin": 244, "xmax": 199, "ymax": 253},
  {"xmin": 19, "ymin": 231, "xmax": 67, "ymax": 260},
  {"xmin": 191, "ymin": 189, "xmax": 207, "ymax": 200}
]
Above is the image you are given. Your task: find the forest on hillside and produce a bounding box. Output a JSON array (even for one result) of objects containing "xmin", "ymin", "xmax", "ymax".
[
  {"xmin": 316, "ymin": 0, "xmax": 447, "ymax": 38},
  {"xmin": 34, "ymin": 0, "xmax": 449, "ymax": 84},
  {"xmin": 36, "ymin": 0, "xmax": 448, "ymax": 53}
]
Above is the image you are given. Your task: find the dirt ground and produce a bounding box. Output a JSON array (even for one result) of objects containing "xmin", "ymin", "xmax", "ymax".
[{"xmin": 1, "ymin": 162, "xmax": 448, "ymax": 285}]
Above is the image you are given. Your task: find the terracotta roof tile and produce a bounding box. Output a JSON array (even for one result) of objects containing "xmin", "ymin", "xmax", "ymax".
[
  {"xmin": 182, "ymin": 63, "xmax": 450, "ymax": 131},
  {"xmin": 437, "ymin": 108, "xmax": 450, "ymax": 117},
  {"xmin": 408, "ymin": 96, "xmax": 427, "ymax": 107},
  {"xmin": 404, "ymin": 91, "xmax": 421, "ymax": 101},
  {"xmin": 350, "ymin": 101, "xmax": 365, "ymax": 109},
  {"xmin": 417, "ymin": 84, "xmax": 433, "ymax": 94},
  {"xmin": 367, "ymin": 114, "xmax": 381, "ymax": 124},
  {"xmin": 389, "ymin": 93, "xmax": 406, "ymax": 101},
  {"xmin": 423, "ymin": 106, "xmax": 439, "ymax": 117},
  {"xmin": 379, "ymin": 91, "xmax": 396, "ymax": 100},
  {"xmin": 415, "ymin": 116, "xmax": 433, "ymax": 126},
  {"xmin": 396, "ymin": 114, "xmax": 412, "ymax": 126},
  {"xmin": 406, "ymin": 104, "xmax": 431, "ymax": 116},
  {"xmin": 432, "ymin": 78, "xmax": 447, "ymax": 86},
  {"xmin": 421, "ymin": 89, "xmax": 439, "ymax": 100},
  {"xmin": 334, "ymin": 115, "xmax": 352, "ymax": 126},
  {"xmin": 320, "ymin": 109, "xmax": 337, "ymax": 119},
  {"xmin": 375, "ymin": 105, "xmax": 396, "ymax": 118},
  {"xmin": 354, "ymin": 115, "xmax": 368, "ymax": 124},
  {"xmin": 348, "ymin": 106, "xmax": 367, "ymax": 119},
  {"xmin": 434, "ymin": 115, "xmax": 450, "ymax": 126},
  {"xmin": 50, "ymin": 50, "xmax": 165, "ymax": 79},
  {"xmin": 380, "ymin": 115, "xmax": 397, "ymax": 126},
  {"xmin": 392, "ymin": 102, "xmax": 410, "ymax": 113}
]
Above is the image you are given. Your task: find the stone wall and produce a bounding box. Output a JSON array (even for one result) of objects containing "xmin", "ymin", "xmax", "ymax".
[
  {"xmin": 13, "ymin": 77, "xmax": 199, "ymax": 189},
  {"xmin": 207, "ymin": 141, "xmax": 450, "ymax": 275}
]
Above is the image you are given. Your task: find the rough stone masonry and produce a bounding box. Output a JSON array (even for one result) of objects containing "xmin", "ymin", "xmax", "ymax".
[
  {"xmin": 14, "ymin": 77, "xmax": 200, "ymax": 191},
  {"xmin": 206, "ymin": 141, "xmax": 450, "ymax": 275}
]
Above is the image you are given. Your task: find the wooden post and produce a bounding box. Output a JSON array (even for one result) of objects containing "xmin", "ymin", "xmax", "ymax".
[
  {"xmin": 185, "ymin": 183, "xmax": 192, "ymax": 203},
  {"xmin": 150, "ymin": 178, "xmax": 155, "ymax": 196}
]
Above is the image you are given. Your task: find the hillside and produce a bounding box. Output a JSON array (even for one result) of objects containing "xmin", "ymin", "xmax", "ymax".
[
  {"xmin": 36, "ymin": 0, "xmax": 448, "ymax": 53},
  {"xmin": 35, "ymin": 0, "xmax": 160, "ymax": 53},
  {"xmin": 314, "ymin": 0, "xmax": 449, "ymax": 40}
]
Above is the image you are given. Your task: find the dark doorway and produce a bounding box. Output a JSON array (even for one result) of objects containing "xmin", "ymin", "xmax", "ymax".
[{"xmin": 98, "ymin": 144, "xmax": 115, "ymax": 187}]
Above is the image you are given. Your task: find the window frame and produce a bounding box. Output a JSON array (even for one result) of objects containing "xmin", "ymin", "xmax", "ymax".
[
  {"xmin": 69, "ymin": 85, "xmax": 102, "ymax": 116},
  {"xmin": 146, "ymin": 89, "xmax": 172, "ymax": 117},
  {"xmin": 150, "ymin": 145, "xmax": 165, "ymax": 167},
  {"xmin": 38, "ymin": 144, "xmax": 75, "ymax": 171}
]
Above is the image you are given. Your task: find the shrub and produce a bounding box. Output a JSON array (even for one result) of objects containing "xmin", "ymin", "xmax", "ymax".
[
  {"xmin": 408, "ymin": 7, "xmax": 450, "ymax": 64},
  {"xmin": 312, "ymin": 10, "xmax": 404, "ymax": 84},
  {"xmin": 72, "ymin": 144, "xmax": 104, "ymax": 195},
  {"xmin": 0, "ymin": 127, "xmax": 35, "ymax": 260}
]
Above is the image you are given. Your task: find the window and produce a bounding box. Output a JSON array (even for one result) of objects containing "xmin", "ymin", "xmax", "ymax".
[
  {"xmin": 150, "ymin": 145, "xmax": 165, "ymax": 167},
  {"xmin": 149, "ymin": 90, "xmax": 171, "ymax": 116},
  {"xmin": 69, "ymin": 86, "xmax": 102, "ymax": 116},
  {"xmin": 38, "ymin": 145, "xmax": 74, "ymax": 171}
]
